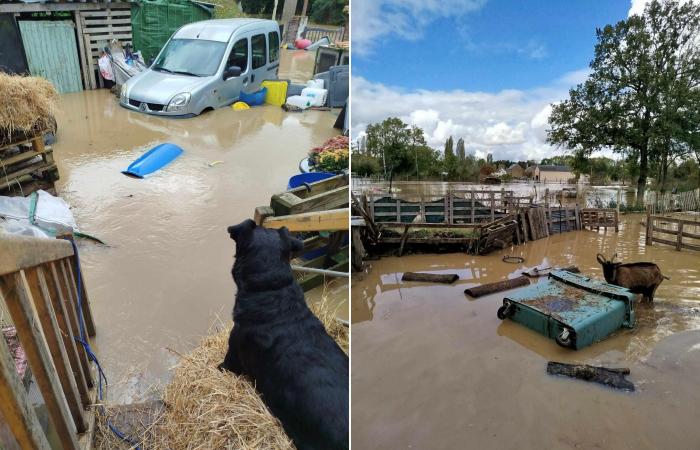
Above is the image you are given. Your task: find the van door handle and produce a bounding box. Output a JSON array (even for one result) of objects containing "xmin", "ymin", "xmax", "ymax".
[{"xmin": 251, "ymin": 74, "xmax": 255, "ymax": 83}]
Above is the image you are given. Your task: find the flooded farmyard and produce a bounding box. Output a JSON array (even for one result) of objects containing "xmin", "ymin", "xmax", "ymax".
[
  {"xmin": 352, "ymin": 213, "xmax": 700, "ymax": 449},
  {"xmin": 48, "ymin": 49, "xmax": 347, "ymax": 400}
]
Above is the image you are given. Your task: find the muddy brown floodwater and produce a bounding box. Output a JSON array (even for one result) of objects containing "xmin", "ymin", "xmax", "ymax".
[
  {"xmin": 352, "ymin": 214, "xmax": 700, "ymax": 450},
  {"xmin": 50, "ymin": 49, "xmax": 347, "ymax": 401}
]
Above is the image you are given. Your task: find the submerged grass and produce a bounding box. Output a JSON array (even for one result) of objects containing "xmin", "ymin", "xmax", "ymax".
[{"xmin": 94, "ymin": 295, "xmax": 348, "ymax": 449}]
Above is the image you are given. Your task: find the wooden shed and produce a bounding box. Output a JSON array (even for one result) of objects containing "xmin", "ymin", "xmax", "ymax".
[{"xmin": 0, "ymin": 1, "xmax": 134, "ymax": 91}]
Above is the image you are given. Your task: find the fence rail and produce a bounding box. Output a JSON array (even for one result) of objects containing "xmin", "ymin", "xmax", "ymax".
[
  {"xmin": 0, "ymin": 236, "xmax": 96, "ymax": 450},
  {"xmin": 645, "ymin": 210, "xmax": 700, "ymax": 252}
]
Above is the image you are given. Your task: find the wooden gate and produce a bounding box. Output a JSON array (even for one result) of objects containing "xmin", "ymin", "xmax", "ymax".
[{"xmin": 18, "ymin": 20, "xmax": 83, "ymax": 93}]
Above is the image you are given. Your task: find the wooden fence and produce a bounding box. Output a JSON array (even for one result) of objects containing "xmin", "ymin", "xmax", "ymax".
[
  {"xmin": 78, "ymin": 6, "xmax": 132, "ymax": 89},
  {"xmin": 645, "ymin": 210, "xmax": 700, "ymax": 252},
  {"xmin": 367, "ymin": 190, "xmax": 532, "ymax": 225},
  {"xmin": 579, "ymin": 208, "xmax": 619, "ymax": 232},
  {"xmin": 0, "ymin": 236, "xmax": 96, "ymax": 450},
  {"xmin": 646, "ymin": 188, "xmax": 700, "ymax": 214},
  {"xmin": 302, "ymin": 25, "xmax": 346, "ymax": 44}
]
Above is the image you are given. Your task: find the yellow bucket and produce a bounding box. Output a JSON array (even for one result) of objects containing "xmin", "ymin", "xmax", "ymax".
[
  {"xmin": 232, "ymin": 101, "xmax": 250, "ymax": 111},
  {"xmin": 261, "ymin": 80, "xmax": 288, "ymax": 106}
]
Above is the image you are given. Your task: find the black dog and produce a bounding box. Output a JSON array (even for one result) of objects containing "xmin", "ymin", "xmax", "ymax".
[{"xmin": 219, "ymin": 219, "xmax": 349, "ymax": 450}]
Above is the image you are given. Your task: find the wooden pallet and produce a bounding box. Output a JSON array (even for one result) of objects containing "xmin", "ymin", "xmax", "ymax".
[{"xmin": 0, "ymin": 136, "xmax": 59, "ymax": 196}]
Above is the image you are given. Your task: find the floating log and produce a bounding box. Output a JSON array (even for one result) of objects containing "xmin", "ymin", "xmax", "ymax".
[
  {"xmin": 464, "ymin": 275, "xmax": 529, "ymax": 298},
  {"xmin": 546, "ymin": 361, "xmax": 635, "ymax": 391},
  {"xmin": 402, "ymin": 272, "xmax": 459, "ymax": 284}
]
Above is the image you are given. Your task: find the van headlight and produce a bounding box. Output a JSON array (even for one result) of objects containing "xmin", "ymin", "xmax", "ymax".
[
  {"xmin": 166, "ymin": 93, "xmax": 191, "ymax": 112},
  {"xmin": 120, "ymin": 84, "xmax": 128, "ymax": 103}
]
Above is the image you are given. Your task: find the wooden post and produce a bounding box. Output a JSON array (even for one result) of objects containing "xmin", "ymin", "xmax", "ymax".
[
  {"xmin": 676, "ymin": 221, "xmax": 683, "ymax": 251},
  {"xmin": 396, "ymin": 198, "xmax": 401, "ymax": 223},
  {"xmin": 646, "ymin": 207, "xmax": 653, "ymax": 246},
  {"xmin": 470, "ymin": 191, "xmax": 475, "ymax": 223},
  {"xmin": 0, "ymin": 322, "xmax": 51, "ymax": 450},
  {"xmin": 490, "ymin": 192, "xmax": 495, "ymax": 222},
  {"xmin": 24, "ymin": 267, "xmax": 86, "ymax": 433},
  {"xmin": 0, "ymin": 271, "xmax": 80, "ymax": 450}
]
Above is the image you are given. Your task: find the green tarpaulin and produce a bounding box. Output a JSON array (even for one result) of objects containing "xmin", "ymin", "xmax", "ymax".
[{"xmin": 131, "ymin": 0, "xmax": 214, "ymax": 63}]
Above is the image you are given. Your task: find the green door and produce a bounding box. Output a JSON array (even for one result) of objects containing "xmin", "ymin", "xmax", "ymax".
[{"xmin": 18, "ymin": 20, "xmax": 83, "ymax": 93}]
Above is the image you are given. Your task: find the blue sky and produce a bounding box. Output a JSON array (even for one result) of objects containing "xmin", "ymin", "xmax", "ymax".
[
  {"xmin": 351, "ymin": 0, "xmax": 648, "ymax": 161},
  {"xmin": 355, "ymin": 1, "xmax": 630, "ymax": 92}
]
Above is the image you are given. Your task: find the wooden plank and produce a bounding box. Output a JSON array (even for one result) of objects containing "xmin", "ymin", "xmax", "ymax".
[
  {"xmin": 0, "ymin": 3, "xmax": 128, "ymax": 13},
  {"xmin": 45, "ymin": 262, "xmax": 90, "ymax": 408},
  {"xmin": 63, "ymin": 257, "xmax": 96, "ymax": 339},
  {"xmin": 0, "ymin": 146, "xmax": 53, "ymax": 167},
  {"xmin": 24, "ymin": 267, "xmax": 86, "ymax": 433},
  {"xmin": 0, "ymin": 271, "xmax": 79, "ymax": 450},
  {"xmin": 74, "ymin": 10, "xmax": 90, "ymax": 90},
  {"xmin": 55, "ymin": 260, "xmax": 93, "ymax": 389},
  {"xmin": 0, "ymin": 236, "xmax": 73, "ymax": 277},
  {"xmin": 271, "ymin": 186, "xmax": 348, "ymax": 216},
  {"xmin": 83, "ymin": 33, "xmax": 96, "ymax": 89},
  {"xmin": 66, "ymin": 257, "xmax": 96, "ymax": 337},
  {"xmin": 0, "ymin": 163, "xmax": 57, "ymax": 191},
  {"xmin": 262, "ymin": 208, "xmax": 348, "ymax": 232},
  {"xmin": 0, "ymin": 320, "xmax": 52, "ymax": 450},
  {"xmin": 677, "ymin": 222, "xmax": 684, "ymax": 251},
  {"xmin": 286, "ymin": 173, "xmax": 347, "ymax": 199}
]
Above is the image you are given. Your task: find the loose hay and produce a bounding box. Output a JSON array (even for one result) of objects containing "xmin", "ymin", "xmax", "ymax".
[
  {"xmin": 0, "ymin": 73, "xmax": 58, "ymax": 145},
  {"xmin": 95, "ymin": 296, "xmax": 348, "ymax": 449}
]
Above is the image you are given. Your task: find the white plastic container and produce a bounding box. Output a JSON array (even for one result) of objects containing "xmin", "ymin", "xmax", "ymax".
[
  {"xmin": 301, "ymin": 87, "xmax": 328, "ymax": 107},
  {"xmin": 306, "ymin": 79, "xmax": 324, "ymax": 89},
  {"xmin": 285, "ymin": 95, "xmax": 313, "ymax": 109}
]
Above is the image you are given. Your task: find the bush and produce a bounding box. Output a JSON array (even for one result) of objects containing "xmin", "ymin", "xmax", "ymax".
[{"xmin": 352, "ymin": 154, "xmax": 381, "ymax": 177}]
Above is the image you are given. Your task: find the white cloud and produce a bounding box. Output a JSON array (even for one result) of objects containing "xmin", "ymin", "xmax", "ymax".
[
  {"xmin": 351, "ymin": 70, "xmax": 591, "ymax": 162},
  {"xmin": 352, "ymin": 0, "xmax": 486, "ymax": 56}
]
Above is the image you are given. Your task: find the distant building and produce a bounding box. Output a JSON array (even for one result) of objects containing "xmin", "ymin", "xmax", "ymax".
[
  {"xmin": 507, "ymin": 163, "xmax": 524, "ymax": 178},
  {"xmin": 533, "ymin": 165, "xmax": 574, "ymax": 183}
]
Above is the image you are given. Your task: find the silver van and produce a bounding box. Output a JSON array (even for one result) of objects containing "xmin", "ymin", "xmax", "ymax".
[{"xmin": 120, "ymin": 19, "xmax": 280, "ymax": 117}]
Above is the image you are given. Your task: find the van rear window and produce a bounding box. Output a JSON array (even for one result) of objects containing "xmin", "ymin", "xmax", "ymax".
[
  {"xmin": 252, "ymin": 34, "xmax": 267, "ymax": 69},
  {"xmin": 268, "ymin": 31, "xmax": 279, "ymax": 63}
]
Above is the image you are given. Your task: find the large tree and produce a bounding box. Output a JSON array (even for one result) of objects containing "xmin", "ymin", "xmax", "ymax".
[
  {"xmin": 364, "ymin": 117, "xmax": 428, "ymax": 178},
  {"xmin": 547, "ymin": 0, "xmax": 700, "ymax": 202}
]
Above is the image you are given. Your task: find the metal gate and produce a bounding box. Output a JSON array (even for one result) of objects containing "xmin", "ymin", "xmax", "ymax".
[{"xmin": 18, "ymin": 20, "xmax": 83, "ymax": 93}]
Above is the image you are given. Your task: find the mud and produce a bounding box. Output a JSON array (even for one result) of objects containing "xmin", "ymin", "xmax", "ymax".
[
  {"xmin": 351, "ymin": 214, "xmax": 700, "ymax": 449},
  {"xmin": 50, "ymin": 49, "xmax": 345, "ymax": 400}
]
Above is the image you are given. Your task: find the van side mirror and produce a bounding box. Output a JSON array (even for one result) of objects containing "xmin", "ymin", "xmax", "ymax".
[{"xmin": 224, "ymin": 66, "xmax": 242, "ymax": 79}]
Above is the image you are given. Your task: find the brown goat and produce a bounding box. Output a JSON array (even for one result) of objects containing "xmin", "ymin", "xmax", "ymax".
[{"xmin": 596, "ymin": 253, "xmax": 669, "ymax": 302}]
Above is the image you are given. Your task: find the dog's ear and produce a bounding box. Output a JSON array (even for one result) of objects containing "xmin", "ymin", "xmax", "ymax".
[
  {"xmin": 612, "ymin": 253, "xmax": 617, "ymax": 262},
  {"xmin": 278, "ymin": 227, "xmax": 304, "ymax": 253},
  {"xmin": 227, "ymin": 219, "xmax": 256, "ymax": 242},
  {"xmin": 596, "ymin": 253, "xmax": 606, "ymax": 265}
]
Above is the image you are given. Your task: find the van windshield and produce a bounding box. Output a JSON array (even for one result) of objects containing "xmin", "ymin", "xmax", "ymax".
[{"xmin": 152, "ymin": 39, "xmax": 226, "ymax": 77}]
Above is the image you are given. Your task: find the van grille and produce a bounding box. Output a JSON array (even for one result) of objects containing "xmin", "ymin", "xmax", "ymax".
[{"xmin": 128, "ymin": 98, "xmax": 165, "ymax": 112}]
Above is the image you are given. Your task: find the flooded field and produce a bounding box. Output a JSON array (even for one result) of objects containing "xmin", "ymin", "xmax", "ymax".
[
  {"xmin": 352, "ymin": 214, "xmax": 700, "ymax": 449},
  {"xmin": 50, "ymin": 49, "xmax": 346, "ymax": 400}
]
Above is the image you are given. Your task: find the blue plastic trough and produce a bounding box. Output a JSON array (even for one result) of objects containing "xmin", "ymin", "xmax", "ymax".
[
  {"xmin": 287, "ymin": 172, "xmax": 336, "ymax": 189},
  {"xmin": 122, "ymin": 143, "xmax": 183, "ymax": 178},
  {"xmin": 498, "ymin": 270, "xmax": 636, "ymax": 350}
]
